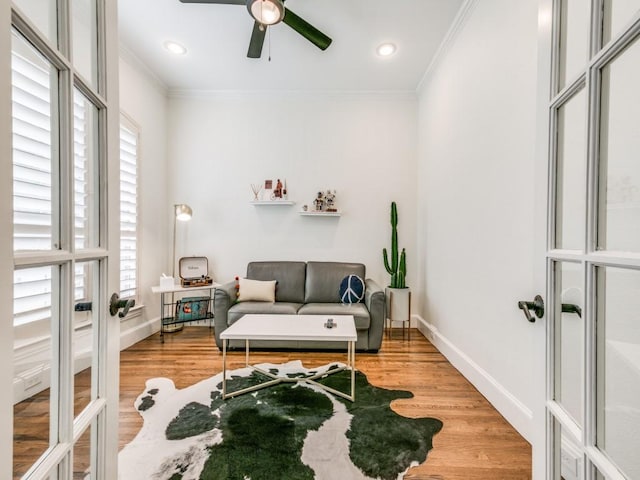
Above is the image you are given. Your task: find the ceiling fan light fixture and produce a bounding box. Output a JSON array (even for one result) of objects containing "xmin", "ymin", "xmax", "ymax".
[{"xmin": 247, "ymin": 0, "xmax": 284, "ymax": 26}]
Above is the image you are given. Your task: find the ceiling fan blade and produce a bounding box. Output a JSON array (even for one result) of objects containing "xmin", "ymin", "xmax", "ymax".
[
  {"xmin": 179, "ymin": 0, "xmax": 245, "ymax": 4},
  {"xmin": 282, "ymin": 8, "xmax": 332, "ymax": 51},
  {"xmin": 247, "ymin": 21, "xmax": 266, "ymax": 58}
]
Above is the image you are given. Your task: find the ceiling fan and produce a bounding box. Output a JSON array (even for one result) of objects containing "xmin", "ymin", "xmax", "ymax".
[{"xmin": 178, "ymin": 0, "xmax": 332, "ymax": 58}]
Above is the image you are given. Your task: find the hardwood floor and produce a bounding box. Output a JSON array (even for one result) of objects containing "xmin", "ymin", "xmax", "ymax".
[{"xmin": 119, "ymin": 327, "xmax": 532, "ymax": 479}]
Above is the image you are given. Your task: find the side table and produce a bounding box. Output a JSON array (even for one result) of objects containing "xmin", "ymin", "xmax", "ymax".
[{"xmin": 151, "ymin": 283, "xmax": 220, "ymax": 342}]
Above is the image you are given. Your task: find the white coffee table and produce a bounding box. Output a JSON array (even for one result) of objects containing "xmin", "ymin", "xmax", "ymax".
[{"xmin": 220, "ymin": 314, "xmax": 357, "ymax": 401}]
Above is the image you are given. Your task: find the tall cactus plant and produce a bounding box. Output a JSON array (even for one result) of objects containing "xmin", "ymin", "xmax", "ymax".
[{"xmin": 383, "ymin": 201, "xmax": 407, "ymax": 288}]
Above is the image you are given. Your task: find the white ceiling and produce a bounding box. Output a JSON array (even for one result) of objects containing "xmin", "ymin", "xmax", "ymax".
[{"xmin": 117, "ymin": 0, "xmax": 464, "ymax": 92}]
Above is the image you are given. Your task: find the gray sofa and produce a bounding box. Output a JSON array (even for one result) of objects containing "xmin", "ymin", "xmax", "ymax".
[{"xmin": 213, "ymin": 261, "xmax": 385, "ymax": 352}]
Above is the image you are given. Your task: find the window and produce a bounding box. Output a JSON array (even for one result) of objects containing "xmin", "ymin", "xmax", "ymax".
[
  {"xmin": 12, "ymin": 41, "xmax": 140, "ymax": 324},
  {"xmin": 119, "ymin": 119, "xmax": 139, "ymax": 300},
  {"xmin": 11, "ymin": 35, "xmax": 55, "ymax": 252}
]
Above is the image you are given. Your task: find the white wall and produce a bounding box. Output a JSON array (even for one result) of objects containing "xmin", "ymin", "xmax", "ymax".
[
  {"xmin": 417, "ymin": 0, "xmax": 539, "ymax": 439},
  {"xmin": 118, "ymin": 51, "xmax": 170, "ymax": 346},
  {"xmin": 166, "ymin": 92, "xmax": 418, "ymax": 291}
]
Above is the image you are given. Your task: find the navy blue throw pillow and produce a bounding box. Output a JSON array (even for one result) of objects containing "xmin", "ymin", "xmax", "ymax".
[{"xmin": 339, "ymin": 275, "xmax": 365, "ymax": 304}]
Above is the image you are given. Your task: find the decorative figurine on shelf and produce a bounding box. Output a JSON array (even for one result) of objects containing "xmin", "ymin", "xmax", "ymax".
[
  {"xmin": 274, "ymin": 179, "xmax": 283, "ymax": 199},
  {"xmin": 283, "ymin": 179, "xmax": 288, "ymax": 200},
  {"xmin": 325, "ymin": 189, "xmax": 337, "ymax": 212},
  {"xmin": 314, "ymin": 191, "xmax": 325, "ymax": 211}
]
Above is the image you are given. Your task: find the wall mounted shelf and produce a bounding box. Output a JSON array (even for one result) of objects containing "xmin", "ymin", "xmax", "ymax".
[
  {"xmin": 299, "ymin": 211, "xmax": 341, "ymax": 217},
  {"xmin": 250, "ymin": 200, "xmax": 296, "ymax": 206}
]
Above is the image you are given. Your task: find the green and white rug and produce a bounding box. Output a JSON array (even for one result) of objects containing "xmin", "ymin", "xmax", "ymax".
[{"xmin": 119, "ymin": 361, "xmax": 443, "ymax": 480}]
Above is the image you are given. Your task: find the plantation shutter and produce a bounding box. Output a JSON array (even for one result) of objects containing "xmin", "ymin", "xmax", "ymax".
[
  {"xmin": 119, "ymin": 122, "xmax": 138, "ymax": 299},
  {"xmin": 13, "ymin": 49, "xmax": 140, "ymax": 323},
  {"xmin": 12, "ymin": 50, "xmax": 54, "ymax": 326},
  {"xmin": 12, "ymin": 51, "xmax": 89, "ymax": 325},
  {"xmin": 12, "ymin": 51, "xmax": 53, "ymax": 252}
]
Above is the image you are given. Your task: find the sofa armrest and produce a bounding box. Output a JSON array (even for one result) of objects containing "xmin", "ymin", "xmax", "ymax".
[
  {"xmin": 365, "ymin": 278, "xmax": 385, "ymax": 351},
  {"xmin": 213, "ymin": 280, "xmax": 237, "ymax": 349}
]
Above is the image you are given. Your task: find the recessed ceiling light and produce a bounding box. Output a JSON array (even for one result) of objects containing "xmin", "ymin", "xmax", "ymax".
[
  {"xmin": 164, "ymin": 41, "xmax": 187, "ymax": 55},
  {"xmin": 376, "ymin": 43, "xmax": 396, "ymax": 57}
]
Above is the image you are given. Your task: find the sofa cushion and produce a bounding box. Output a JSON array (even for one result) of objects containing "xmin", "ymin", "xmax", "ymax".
[
  {"xmin": 247, "ymin": 261, "xmax": 306, "ymax": 303},
  {"xmin": 304, "ymin": 262, "xmax": 366, "ymax": 303},
  {"xmin": 236, "ymin": 277, "xmax": 276, "ymax": 302},
  {"xmin": 227, "ymin": 302, "xmax": 302, "ymax": 326},
  {"xmin": 297, "ymin": 302, "xmax": 371, "ymax": 330}
]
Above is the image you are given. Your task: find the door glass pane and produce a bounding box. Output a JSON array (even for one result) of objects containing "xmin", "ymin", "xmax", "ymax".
[
  {"xmin": 554, "ymin": 262, "xmax": 584, "ymax": 426},
  {"xmin": 74, "ymin": 89, "xmax": 100, "ymax": 250},
  {"xmin": 598, "ymin": 35, "xmax": 640, "ymax": 253},
  {"xmin": 596, "ymin": 267, "xmax": 640, "ymax": 479},
  {"xmin": 13, "ymin": 0, "xmax": 57, "ymax": 45},
  {"xmin": 552, "ymin": 416, "xmax": 584, "ymax": 480},
  {"xmin": 555, "ymin": 88, "xmax": 587, "ymax": 250},
  {"xmin": 558, "ymin": 0, "xmax": 590, "ymax": 90},
  {"xmin": 602, "ymin": 0, "xmax": 640, "ymax": 45},
  {"xmin": 74, "ymin": 261, "xmax": 99, "ymax": 417},
  {"xmin": 13, "ymin": 266, "xmax": 59, "ymax": 479},
  {"xmin": 73, "ymin": 424, "xmax": 92, "ymax": 479},
  {"xmin": 72, "ymin": 0, "xmax": 99, "ymax": 88},
  {"xmin": 11, "ymin": 30, "xmax": 59, "ymax": 252}
]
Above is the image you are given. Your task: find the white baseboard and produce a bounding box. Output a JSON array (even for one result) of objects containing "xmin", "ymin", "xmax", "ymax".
[
  {"xmin": 119, "ymin": 316, "xmax": 211, "ymax": 351},
  {"xmin": 120, "ymin": 316, "xmax": 160, "ymax": 351},
  {"xmin": 415, "ymin": 315, "xmax": 533, "ymax": 442}
]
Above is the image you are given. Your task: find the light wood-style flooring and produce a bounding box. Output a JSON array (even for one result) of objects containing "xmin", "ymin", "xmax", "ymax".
[{"xmin": 119, "ymin": 327, "xmax": 532, "ymax": 479}]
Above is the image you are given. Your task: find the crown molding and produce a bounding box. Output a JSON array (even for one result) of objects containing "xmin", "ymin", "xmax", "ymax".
[
  {"xmin": 416, "ymin": 0, "xmax": 479, "ymax": 93},
  {"xmin": 167, "ymin": 88, "xmax": 418, "ymax": 101},
  {"xmin": 119, "ymin": 43, "xmax": 169, "ymax": 95}
]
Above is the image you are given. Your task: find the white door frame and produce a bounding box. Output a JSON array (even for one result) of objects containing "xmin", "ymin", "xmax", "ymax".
[
  {"xmin": 533, "ymin": 1, "xmax": 554, "ymax": 478},
  {"xmin": 0, "ymin": 0, "xmax": 15, "ymax": 478}
]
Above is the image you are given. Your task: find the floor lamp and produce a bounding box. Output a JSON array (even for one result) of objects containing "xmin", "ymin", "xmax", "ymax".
[
  {"xmin": 172, "ymin": 204, "xmax": 193, "ymax": 279},
  {"xmin": 167, "ymin": 203, "xmax": 192, "ymax": 333}
]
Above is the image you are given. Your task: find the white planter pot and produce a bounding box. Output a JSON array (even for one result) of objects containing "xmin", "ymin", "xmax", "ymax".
[{"xmin": 385, "ymin": 287, "xmax": 411, "ymax": 322}]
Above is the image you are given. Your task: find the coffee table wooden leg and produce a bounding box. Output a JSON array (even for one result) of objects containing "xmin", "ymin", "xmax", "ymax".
[{"xmin": 245, "ymin": 339, "xmax": 249, "ymax": 367}]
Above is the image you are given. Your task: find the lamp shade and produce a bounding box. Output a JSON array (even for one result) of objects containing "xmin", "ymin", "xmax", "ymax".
[
  {"xmin": 247, "ymin": 0, "xmax": 284, "ymax": 25},
  {"xmin": 174, "ymin": 204, "xmax": 192, "ymax": 222}
]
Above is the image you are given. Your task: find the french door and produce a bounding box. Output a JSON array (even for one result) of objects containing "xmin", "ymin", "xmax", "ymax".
[
  {"xmin": 1, "ymin": 0, "xmax": 120, "ymax": 479},
  {"xmin": 543, "ymin": 1, "xmax": 640, "ymax": 479}
]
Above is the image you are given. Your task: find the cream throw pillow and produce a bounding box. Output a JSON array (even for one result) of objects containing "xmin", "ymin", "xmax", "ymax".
[{"xmin": 237, "ymin": 278, "xmax": 276, "ymax": 302}]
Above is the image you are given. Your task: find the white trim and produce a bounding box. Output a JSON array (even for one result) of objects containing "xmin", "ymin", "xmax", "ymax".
[
  {"xmin": 416, "ymin": 0, "xmax": 479, "ymax": 92},
  {"xmin": 119, "ymin": 314, "xmax": 159, "ymax": 351},
  {"xmin": 167, "ymin": 89, "xmax": 418, "ymax": 101},
  {"xmin": 415, "ymin": 315, "xmax": 534, "ymax": 442},
  {"xmin": 13, "ymin": 346, "xmax": 92, "ymax": 404},
  {"xmin": 118, "ymin": 42, "xmax": 168, "ymax": 95}
]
